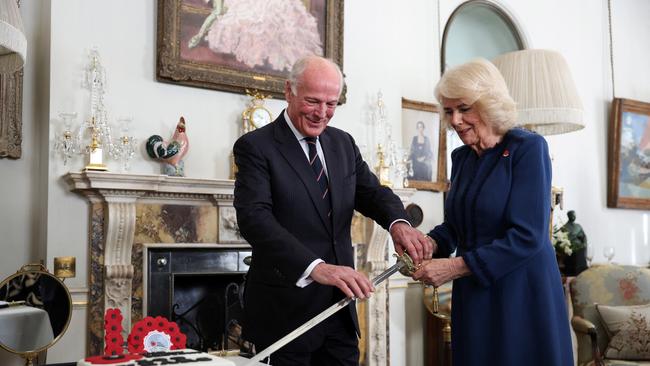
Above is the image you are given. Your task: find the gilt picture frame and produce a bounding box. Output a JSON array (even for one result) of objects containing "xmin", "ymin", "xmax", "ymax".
[
  {"xmin": 0, "ymin": 69, "xmax": 23, "ymax": 159},
  {"xmin": 401, "ymin": 98, "xmax": 448, "ymax": 192},
  {"xmin": 608, "ymin": 98, "xmax": 650, "ymax": 209},
  {"xmin": 156, "ymin": 0, "xmax": 345, "ymax": 101}
]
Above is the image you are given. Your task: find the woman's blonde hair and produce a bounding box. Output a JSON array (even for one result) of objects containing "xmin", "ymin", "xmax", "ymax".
[{"xmin": 435, "ymin": 58, "xmax": 517, "ymax": 134}]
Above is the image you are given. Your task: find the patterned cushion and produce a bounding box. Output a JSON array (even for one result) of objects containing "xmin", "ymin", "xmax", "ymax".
[
  {"xmin": 597, "ymin": 304, "xmax": 650, "ymax": 360},
  {"xmin": 570, "ymin": 265, "xmax": 650, "ymax": 364}
]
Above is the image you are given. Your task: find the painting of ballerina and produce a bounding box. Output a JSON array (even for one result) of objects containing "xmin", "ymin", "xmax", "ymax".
[
  {"xmin": 157, "ymin": 0, "xmax": 344, "ymax": 98},
  {"xmin": 608, "ymin": 98, "xmax": 650, "ymax": 209}
]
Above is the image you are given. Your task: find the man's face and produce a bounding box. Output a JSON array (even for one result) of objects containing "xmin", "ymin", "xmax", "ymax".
[{"xmin": 285, "ymin": 63, "xmax": 341, "ymax": 138}]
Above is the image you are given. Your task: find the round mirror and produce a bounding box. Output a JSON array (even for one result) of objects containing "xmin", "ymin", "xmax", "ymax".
[
  {"xmin": 441, "ymin": 0, "xmax": 526, "ymax": 72},
  {"xmin": 0, "ymin": 264, "xmax": 72, "ymax": 364}
]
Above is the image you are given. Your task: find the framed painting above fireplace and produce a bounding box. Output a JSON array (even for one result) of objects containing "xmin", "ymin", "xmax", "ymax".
[{"xmin": 156, "ymin": 0, "xmax": 345, "ymax": 101}]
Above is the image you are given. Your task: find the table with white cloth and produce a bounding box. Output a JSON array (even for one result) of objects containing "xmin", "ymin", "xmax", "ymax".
[
  {"xmin": 226, "ymin": 355, "xmax": 269, "ymax": 365},
  {"xmin": 0, "ymin": 305, "xmax": 54, "ymax": 351}
]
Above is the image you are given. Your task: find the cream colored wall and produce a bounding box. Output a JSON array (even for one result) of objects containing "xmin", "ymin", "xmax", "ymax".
[
  {"xmin": 0, "ymin": 1, "xmax": 49, "ymax": 279},
  {"xmin": 0, "ymin": 3, "xmax": 50, "ymax": 364},
  {"xmin": 2, "ymin": 0, "xmax": 650, "ymax": 365}
]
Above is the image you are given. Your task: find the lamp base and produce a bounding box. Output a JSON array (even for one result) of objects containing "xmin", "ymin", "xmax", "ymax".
[{"xmin": 84, "ymin": 163, "xmax": 108, "ymax": 171}]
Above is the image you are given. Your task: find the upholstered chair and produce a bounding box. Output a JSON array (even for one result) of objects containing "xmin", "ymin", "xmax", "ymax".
[{"xmin": 570, "ymin": 264, "xmax": 650, "ymax": 366}]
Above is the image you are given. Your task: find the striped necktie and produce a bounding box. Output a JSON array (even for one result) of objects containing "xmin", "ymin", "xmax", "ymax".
[{"xmin": 304, "ymin": 137, "xmax": 331, "ymax": 218}]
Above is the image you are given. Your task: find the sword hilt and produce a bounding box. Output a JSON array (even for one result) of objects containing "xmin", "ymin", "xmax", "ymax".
[{"xmin": 394, "ymin": 252, "xmax": 418, "ymax": 276}]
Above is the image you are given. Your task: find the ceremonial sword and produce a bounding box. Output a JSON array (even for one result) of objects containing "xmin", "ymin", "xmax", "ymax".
[{"xmin": 244, "ymin": 253, "xmax": 416, "ymax": 366}]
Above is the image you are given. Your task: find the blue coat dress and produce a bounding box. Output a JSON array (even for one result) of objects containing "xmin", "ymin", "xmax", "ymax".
[{"xmin": 427, "ymin": 128, "xmax": 573, "ymax": 366}]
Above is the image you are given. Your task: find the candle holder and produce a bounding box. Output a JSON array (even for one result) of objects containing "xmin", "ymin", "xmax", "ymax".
[
  {"xmin": 53, "ymin": 112, "xmax": 80, "ymax": 166},
  {"xmin": 53, "ymin": 48, "xmax": 132, "ymax": 171}
]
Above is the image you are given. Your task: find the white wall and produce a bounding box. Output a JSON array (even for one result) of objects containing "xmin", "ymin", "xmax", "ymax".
[
  {"xmin": 0, "ymin": 1, "xmax": 49, "ymax": 280},
  {"xmin": 0, "ymin": 3, "xmax": 50, "ymax": 365},
  {"xmin": 2, "ymin": 0, "xmax": 650, "ymax": 364}
]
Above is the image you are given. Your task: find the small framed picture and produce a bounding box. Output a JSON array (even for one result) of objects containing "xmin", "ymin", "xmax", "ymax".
[
  {"xmin": 401, "ymin": 98, "xmax": 448, "ymax": 192},
  {"xmin": 607, "ymin": 98, "xmax": 650, "ymax": 209},
  {"xmin": 218, "ymin": 206, "xmax": 246, "ymax": 244}
]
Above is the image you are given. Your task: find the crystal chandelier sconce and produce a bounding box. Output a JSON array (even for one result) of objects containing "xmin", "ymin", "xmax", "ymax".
[
  {"xmin": 53, "ymin": 112, "xmax": 80, "ymax": 166},
  {"xmin": 53, "ymin": 48, "xmax": 135, "ymax": 171},
  {"xmin": 80, "ymin": 48, "xmax": 110, "ymax": 171},
  {"xmin": 369, "ymin": 91, "xmax": 403, "ymax": 187},
  {"xmin": 112, "ymin": 116, "xmax": 137, "ymax": 172}
]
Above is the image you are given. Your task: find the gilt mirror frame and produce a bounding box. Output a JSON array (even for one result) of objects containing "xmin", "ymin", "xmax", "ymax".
[
  {"xmin": 0, "ymin": 264, "xmax": 72, "ymax": 360},
  {"xmin": 441, "ymin": 0, "xmax": 527, "ymax": 73},
  {"xmin": 439, "ymin": 0, "xmax": 527, "ymax": 182}
]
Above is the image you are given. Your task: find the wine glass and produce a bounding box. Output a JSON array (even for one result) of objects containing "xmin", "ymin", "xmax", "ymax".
[
  {"xmin": 603, "ymin": 246, "xmax": 616, "ymax": 264},
  {"xmin": 585, "ymin": 245, "xmax": 594, "ymax": 267}
]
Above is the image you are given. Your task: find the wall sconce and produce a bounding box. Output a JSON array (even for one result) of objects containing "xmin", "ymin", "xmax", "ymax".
[{"xmin": 53, "ymin": 49, "xmax": 137, "ymax": 171}]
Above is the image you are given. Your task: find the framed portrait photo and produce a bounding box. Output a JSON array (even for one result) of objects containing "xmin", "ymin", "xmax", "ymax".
[
  {"xmin": 156, "ymin": 0, "xmax": 345, "ymax": 101},
  {"xmin": 607, "ymin": 98, "xmax": 650, "ymax": 209},
  {"xmin": 401, "ymin": 98, "xmax": 448, "ymax": 192}
]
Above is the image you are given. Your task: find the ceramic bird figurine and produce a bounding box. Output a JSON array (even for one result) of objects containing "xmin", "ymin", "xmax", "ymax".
[{"xmin": 146, "ymin": 117, "xmax": 189, "ymax": 176}]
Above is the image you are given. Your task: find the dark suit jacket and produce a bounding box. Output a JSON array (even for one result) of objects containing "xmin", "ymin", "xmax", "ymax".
[{"xmin": 233, "ymin": 113, "xmax": 409, "ymax": 351}]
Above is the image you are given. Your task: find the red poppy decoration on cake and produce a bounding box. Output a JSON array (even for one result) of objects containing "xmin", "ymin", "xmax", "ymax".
[
  {"xmin": 103, "ymin": 308, "xmax": 124, "ymax": 355},
  {"xmin": 127, "ymin": 316, "xmax": 186, "ymax": 353}
]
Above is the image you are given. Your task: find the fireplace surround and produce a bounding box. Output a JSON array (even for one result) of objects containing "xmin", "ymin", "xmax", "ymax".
[{"xmin": 65, "ymin": 171, "xmax": 415, "ymax": 365}]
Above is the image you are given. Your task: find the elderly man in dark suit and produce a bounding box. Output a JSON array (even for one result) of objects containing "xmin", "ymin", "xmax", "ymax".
[{"xmin": 233, "ymin": 55, "xmax": 432, "ymax": 366}]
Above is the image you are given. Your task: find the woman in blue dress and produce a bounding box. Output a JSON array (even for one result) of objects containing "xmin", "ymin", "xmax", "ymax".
[{"xmin": 412, "ymin": 58, "xmax": 574, "ymax": 365}]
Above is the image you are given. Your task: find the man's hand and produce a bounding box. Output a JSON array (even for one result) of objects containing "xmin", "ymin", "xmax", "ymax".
[
  {"xmin": 310, "ymin": 263, "xmax": 374, "ymax": 299},
  {"xmin": 412, "ymin": 257, "xmax": 470, "ymax": 287},
  {"xmin": 390, "ymin": 222, "xmax": 434, "ymax": 265}
]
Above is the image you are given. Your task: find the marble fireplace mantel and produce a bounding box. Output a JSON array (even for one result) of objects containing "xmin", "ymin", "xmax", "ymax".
[{"xmin": 64, "ymin": 171, "xmax": 416, "ymax": 365}]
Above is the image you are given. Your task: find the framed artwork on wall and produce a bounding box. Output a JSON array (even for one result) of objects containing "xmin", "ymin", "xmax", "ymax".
[
  {"xmin": 607, "ymin": 97, "xmax": 650, "ymax": 209},
  {"xmin": 401, "ymin": 98, "xmax": 448, "ymax": 192},
  {"xmin": 0, "ymin": 70, "xmax": 23, "ymax": 159},
  {"xmin": 156, "ymin": 0, "xmax": 345, "ymax": 101}
]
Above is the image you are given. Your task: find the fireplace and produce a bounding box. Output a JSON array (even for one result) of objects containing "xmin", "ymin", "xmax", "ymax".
[
  {"xmin": 145, "ymin": 245, "xmax": 251, "ymax": 353},
  {"xmin": 65, "ymin": 171, "xmax": 415, "ymax": 366}
]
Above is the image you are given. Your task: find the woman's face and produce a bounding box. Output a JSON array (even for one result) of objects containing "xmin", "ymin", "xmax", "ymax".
[{"xmin": 442, "ymin": 98, "xmax": 499, "ymax": 153}]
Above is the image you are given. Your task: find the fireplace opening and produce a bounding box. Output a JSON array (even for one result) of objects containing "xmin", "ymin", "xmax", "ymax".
[
  {"xmin": 146, "ymin": 246, "xmax": 252, "ymax": 354},
  {"xmin": 171, "ymin": 273, "xmax": 247, "ymax": 351}
]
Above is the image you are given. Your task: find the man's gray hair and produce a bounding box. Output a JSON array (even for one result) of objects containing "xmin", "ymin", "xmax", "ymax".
[{"xmin": 287, "ymin": 56, "xmax": 344, "ymax": 97}]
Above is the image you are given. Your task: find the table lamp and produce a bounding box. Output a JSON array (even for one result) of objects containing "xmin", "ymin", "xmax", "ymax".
[{"xmin": 493, "ymin": 49, "xmax": 584, "ymax": 235}]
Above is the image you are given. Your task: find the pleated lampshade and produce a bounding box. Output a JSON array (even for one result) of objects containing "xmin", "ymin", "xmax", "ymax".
[
  {"xmin": 492, "ymin": 49, "xmax": 583, "ymax": 135},
  {"xmin": 0, "ymin": 0, "xmax": 27, "ymax": 73}
]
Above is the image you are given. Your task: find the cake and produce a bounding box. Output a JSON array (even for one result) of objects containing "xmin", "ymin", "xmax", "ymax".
[{"xmin": 78, "ymin": 349, "xmax": 236, "ymax": 366}]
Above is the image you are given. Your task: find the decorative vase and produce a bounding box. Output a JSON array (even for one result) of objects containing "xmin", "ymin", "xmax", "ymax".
[{"xmin": 562, "ymin": 247, "xmax": 588, "ymax": 276}]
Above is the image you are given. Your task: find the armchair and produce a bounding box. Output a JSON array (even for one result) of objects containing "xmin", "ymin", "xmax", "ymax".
[{"xmin": 570, "ymin": 265, "xmax": 650, "ymax": 366}]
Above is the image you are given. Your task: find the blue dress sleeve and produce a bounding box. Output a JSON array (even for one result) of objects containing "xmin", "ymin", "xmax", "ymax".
[{"xmin": 462, "ymin": 134, "xmax": 552, "ymax": 287}]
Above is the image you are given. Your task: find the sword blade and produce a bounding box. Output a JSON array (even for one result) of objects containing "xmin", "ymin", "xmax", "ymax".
[{"xmin": 244, "ymin": 260, "xmax": 407, "ymax": 365}]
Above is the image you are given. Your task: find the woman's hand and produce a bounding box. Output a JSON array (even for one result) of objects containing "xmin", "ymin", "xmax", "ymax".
[{"xmin": 412, "ymin": 257, "xmax": 470, "ymax": 287}]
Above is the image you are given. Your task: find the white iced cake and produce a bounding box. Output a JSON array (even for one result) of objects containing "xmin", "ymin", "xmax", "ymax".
[{"xmin": 77, "ymin": 349, "xmax": 236, "ymax": 366}]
